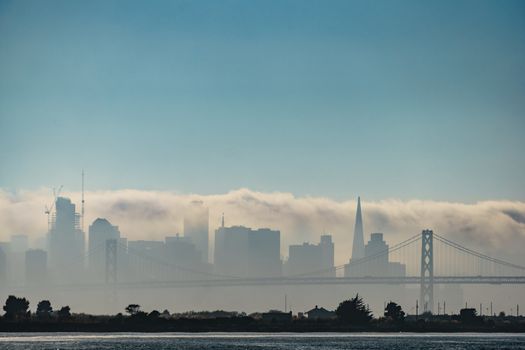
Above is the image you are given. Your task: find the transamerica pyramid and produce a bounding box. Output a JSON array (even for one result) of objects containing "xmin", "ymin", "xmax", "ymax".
[{"xmin": 351, "ymin": 196, "xmax": 365, "ymax": 260}]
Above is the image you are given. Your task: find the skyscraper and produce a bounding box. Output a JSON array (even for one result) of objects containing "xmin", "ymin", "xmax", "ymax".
[
  {"xmin": 25, "ymin": 249, "xmax": 47, "ymax": 286},
  {"xmin": 184, "ymin": 201, "xmax": 209, "ymax": 263},
  {"xmin": 364, "ymin": 233, "xmax": 389, "ymax": 276},
  {"xmin": 48, "ymin": 197, "xmax": 85, "ymax": 281},
  {"xmin": 285, "ymin": 234, "xmax": 335, "ymax": 277},
  {"xmin": 164, "ymin": 235, "xmax": 206, "ymax": 279},
  {"xmin": 88, "ymin": 218, "xmax": 122, "ymax": 279},
  {"xmin": 215, "ymin": 225, "xmax": 281, "ymax": 277},
  {"xmin": 351, "ymin": 196, "xmax": 365, "ymax": 260},
  {"xmin": 320, "ymin": 234, "xmax": 335, "ymax": 275}
]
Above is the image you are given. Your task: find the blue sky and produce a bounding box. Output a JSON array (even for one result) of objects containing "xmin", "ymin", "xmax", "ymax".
[{"xmin": 1, "ymin": 0, "xmax": 524, "ymax": 201}]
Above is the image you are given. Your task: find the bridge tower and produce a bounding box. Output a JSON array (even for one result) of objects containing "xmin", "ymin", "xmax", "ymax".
[
  {"xmin": 105, "ymin": 239, "xmax": 117, "ymax": 284},
  {"xmin": 420, "ymin": 229, "xmax": 434, "ymax": 313}
]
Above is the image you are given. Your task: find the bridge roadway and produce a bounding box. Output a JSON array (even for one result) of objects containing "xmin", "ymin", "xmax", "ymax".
[{"xmin": 4, "ymin": 276, "xmax": 525, "ymax": 292}]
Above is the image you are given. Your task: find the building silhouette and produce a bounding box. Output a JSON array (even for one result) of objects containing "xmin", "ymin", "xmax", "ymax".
[
  {"xmin": 351, "ymin": 196, "xmax": 365, "ymax": 260},
  {"xmin": 25, "ymin": 249, "xmax": 47, "ymax": 286},
  {"xmin": 47, "ymin": 197, "xmax": 85, "ymax": 281},
  {"xmin": 165, "ymin": 235, "xmax": 202, "ymax": 265},
  {"xmin": 88, "ymin": 218, "xmax": 126, "ymax": 280},
  {"xmin": 128, "ymin": 240, "xmax": 164, "ymax": 258},
  {"xmin": 285, "ymin": 234, "xmax": 334, "ymax": 277},
  {"xmin": 305, "ymin": 305, "xmax": 336, "ymax": 319},
  {"xmin": 365, "ymin": 233, "xmax": 406, "ymax": 277},
  {"xmin": 124, "ymin": 236, "xmax": 209, "ymax": 281},
  {"xmin": 345, "ymin": 232, "xmax": 406, "ymax": 277},
  {"xmin": 364, "ymin": 233, "xmax": 389, "ymax": 276},
  {"xmin": 127, "ymin": 240, "xmax": 165, "ymax": 281},
  {"xmin": 344, "ymin": 198, "xmax": 406, "ymax": 278},
  {"xmin": 5, "ymin": 236, "xmax": 26, "ymax": 286},
  {"xmin": 164, "ymin": 235, "xmax": 208, "ymax": 279},
  {"xmin": 184, "ymin": 201, "xmax": 209, "ymax": 263},
  {"xmin": 215, "ymin": 224, "xmax": 281, "ymax": 277}
]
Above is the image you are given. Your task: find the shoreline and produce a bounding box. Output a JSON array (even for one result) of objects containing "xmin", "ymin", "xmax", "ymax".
[{"xmin": 1, "ymin": 324, "xmax": 524, "ymax": 333}]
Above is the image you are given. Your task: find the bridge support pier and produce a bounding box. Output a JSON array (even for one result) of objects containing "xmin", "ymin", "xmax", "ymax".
[{"xmin": 420, "ymin": 229, "xmax": 434, "ymax": 313}]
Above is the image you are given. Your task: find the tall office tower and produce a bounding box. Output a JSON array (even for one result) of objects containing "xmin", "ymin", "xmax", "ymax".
[
  {"xmin": 7, "ymin": 235, "xmax": 27, "ymax": 286},
  {"xmin": 48, "ymin": 197, "xmax": 85, "ymax": 281},
  {"xmin": 88, "ymin": 218, "xmax": 122, "ymax": 279},
  {"xmin": 164, "ymin": 235, "xmax": 205, "ymax": 279},
  {"xmin": 286, "ymin": 235, "xmax": 335, "ymax": 277},
  {"xmin": 184, "ymin": 201, "xmax": 209, "ymax": 263},
  {"xmin": 215, "ymin": 225, "xmax": 281, "ymax": 277},
  {"xmin": 345, "ymin": 232, "xmax": 406, "ymax": 278},
  {"xmin": 320, "ymin": 235, "xmax": 335, "ymax": 275},
  {"xmin": 351, "ymin": 196, "xmax": 365, "ymax": 260},
  {"xmin": 364, "ymin": 233, "xmax": 389, "ymax": 276},
  {"xmin": 25, "ymin": 249, "xmax": 47, "ymax": 286}
]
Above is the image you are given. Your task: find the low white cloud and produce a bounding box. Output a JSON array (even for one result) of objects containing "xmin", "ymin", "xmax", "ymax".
[{"xmin": 1, "ymin": 188, "xmax": 524, "ymax": 266}]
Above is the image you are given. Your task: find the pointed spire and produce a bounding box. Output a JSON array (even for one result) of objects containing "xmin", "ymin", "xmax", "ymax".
[
  {"xmin": 221, "ymin": 213, "xmax": 225, "ymax": 228},
  {"xmin": 351, "ymin": 196, "xmax": 365, "ymax": 260}
]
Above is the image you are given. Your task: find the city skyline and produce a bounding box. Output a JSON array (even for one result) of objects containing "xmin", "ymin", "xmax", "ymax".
[
  {"xmin": 1, "ymin": 188, "xmax": 525, "ymax": 266},
  {"xmin": 1, "ymin": 191, "xmax": 523, "ymax": 316},
  {"xmin": 0, "ymin": 0, "xmax": 524, "ymax": 325}
]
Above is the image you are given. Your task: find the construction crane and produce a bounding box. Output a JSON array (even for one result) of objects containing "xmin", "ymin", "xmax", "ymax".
[{"xmin": 44, "ymin": 185, "xmax": 63, "ymax": 233}]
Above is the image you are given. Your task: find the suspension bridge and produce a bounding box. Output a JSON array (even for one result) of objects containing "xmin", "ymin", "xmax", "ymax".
[
  {"xmin": 106, "ymin": 229, "xmax": 525, "ymax": 313},
  {"xmin": 4, "ymin": 230, "xmax": 525, "ymax": 314}
]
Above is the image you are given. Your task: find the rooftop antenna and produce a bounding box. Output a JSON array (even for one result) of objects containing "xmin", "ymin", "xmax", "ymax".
[
  {"xmin": 81, "ymin": 169, "xmax": 85, "ymax": 233},
  {"xmin": 221, "ymin": 213, "xmax": 224, "ymax": 228}
]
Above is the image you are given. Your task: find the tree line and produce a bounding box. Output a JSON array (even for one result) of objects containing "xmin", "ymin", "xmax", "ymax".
[
  {"xmin": 3, "ymin": 295, "xmax": 71, "ymax": 320},
  {"xmin": 1, "ymin": 293, "xmax": 520, "ymax": 333},
  {"xmin": 0, "ymin": 293, "xmax": 405, "ymax": 325}
]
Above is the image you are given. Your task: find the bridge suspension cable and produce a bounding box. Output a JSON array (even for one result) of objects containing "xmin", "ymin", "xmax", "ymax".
[{"xmin": 433, "ymin": 233, "xmax": 525, "ymax": 272}]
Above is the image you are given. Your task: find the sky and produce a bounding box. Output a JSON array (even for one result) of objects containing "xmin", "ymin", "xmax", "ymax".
[{"xmin": 1, "ymin": 0, "xmax": 524, "ymax": 201}]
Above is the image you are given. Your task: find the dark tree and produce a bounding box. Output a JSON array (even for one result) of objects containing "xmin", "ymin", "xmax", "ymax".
[
  {"xmin": 384, "ymin": 301, "xmax": 405, "ymax": 322},
  {"xmin": 148, "ymin": 310, "xmax": 160, "ymax": 319},
  {"xmin": 36, "ymin": 300, "xmax": 53, "ymax": 318},
  {"xmin": 335, "ymin": 294, "xmax": 372, "ymax": 325},
  {"xmin": 459, "ymin": 308, "xmax": 480, "ymax": 324},
  {"xmin": 161, "ymin": 309, "xmax": 170, "ymax": 316},
  {"xmin": 125, "ymin": 304, "xmax": 141, "ymax": 316},
  {"xmin": 57, "ymin": 306, "xmax": 71, "ymax": 319},
  {"xmin": 3, "ymin": 295, "xmax": 30, "ymax": 320}
]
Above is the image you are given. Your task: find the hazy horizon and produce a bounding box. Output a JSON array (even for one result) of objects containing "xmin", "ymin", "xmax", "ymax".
[{"xmin": 1, "ymin": 187, "xmax": 524, "ymax": 266}]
